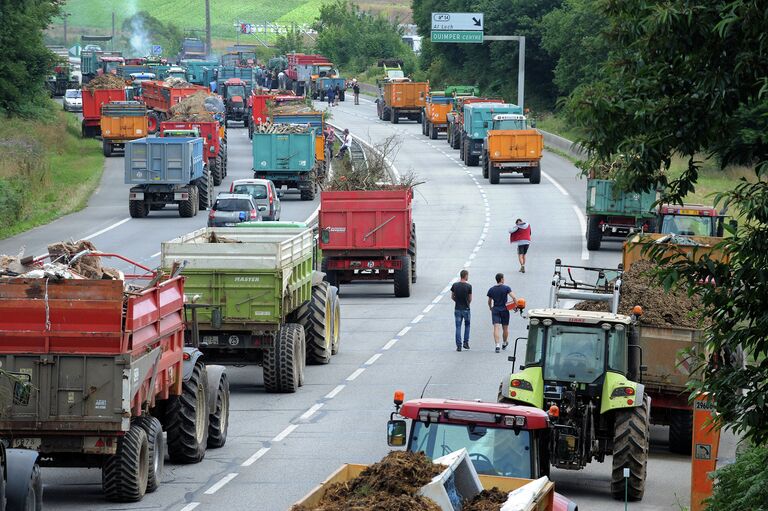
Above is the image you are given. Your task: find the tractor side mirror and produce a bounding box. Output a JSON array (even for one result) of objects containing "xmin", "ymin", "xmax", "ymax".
[{"xmin": 387, "ymin": 419, "xmax": 407, "ymax": 447}]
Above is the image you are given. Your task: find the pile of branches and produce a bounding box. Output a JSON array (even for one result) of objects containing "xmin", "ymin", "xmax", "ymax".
[
  {"xmin": 168, "ymin": 92, "xmax": 223, "ymax": 122},
  {"xmin": 164, "ymin": 77, "xmax": 195, "ymax": 88},
  {"xmin": 83, "ymin": 74, "xmax": 126, "ymax": 90},
  {"xmin": 252, "ymin": 123, "xmax": 312, "ymax": 134}
]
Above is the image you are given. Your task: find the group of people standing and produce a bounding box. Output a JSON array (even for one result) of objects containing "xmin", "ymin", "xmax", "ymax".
[
  {"xmin": 327, "ymin": 79, "xmax": 361, "ymax": 106},
  {"xmin": 450, "ymin": 220, "xmax": 532, "ymax": 353}
]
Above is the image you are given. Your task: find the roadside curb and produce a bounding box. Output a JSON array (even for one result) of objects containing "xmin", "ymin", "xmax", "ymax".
[{"xmin": 539, "ymin": 130, "xmax": 586, "ymax": 160}]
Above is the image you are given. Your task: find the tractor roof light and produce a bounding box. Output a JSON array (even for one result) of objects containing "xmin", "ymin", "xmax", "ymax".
[
  {"xmin": 601, "ymin": 323, "xmax": 612, "ymax": 331},
  {"xmin": 503, "ymin": 415, "xmax": 526, "ymax": 427},
  {"xmin": 547, "ymin": 405, "xmax": 560, "ymax": 418},
  {"xmin": 615, "ymin": 324, "xmax": 625, "ymax": 331},
  {"xmin": 393, "ymin": 390, "xmax": 404, "ymax": 406},
  {"xmin": 632, "ymin": 305, "xmax": 644, "ymax": 316},
  {"xmin": 530, "ymin": 318, "xmax": 540, "ymax": 326},
  {"xmin": 418, "ymin": 410, "xmax": 440, "ymax": 423},
  {"xmin": 542, "ymin": 319, "xmax": 553, "ymax": 326}
]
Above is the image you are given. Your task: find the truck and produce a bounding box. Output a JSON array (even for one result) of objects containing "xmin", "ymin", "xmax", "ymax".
[
  {"xmin": 0, "ymin": 253, "xmax": 230, "ymax": 502},
  {"xmin": 252, "ymin": 127, "xmax": 323, "ymax": 200},
  {"xmin": 446, "ymin": 96, "xmax": 502, "ymax": 150},
  {"xmin": 160, "ymin": 226, "xmax": 341, "ymax": 392},
  {"xmin": 377, "ymin": 81, "xmax": 429, "ymax": 124},
  {"xmin": 125, "ymin": 136, "xmax": 213, "ymax": 218},
  {"xmin": 179, "ymin": 37, "xmax": 207, "ymax": 60},
  {"xmin": 180, "ymin": 59, "xmax": 219, "ymax": 85},
  {"xmin": 81, "ymin": 87, "xmax": 127, "ymax": 138},
  {"xmin": 499, "ymin": 260, "xmax": 650, "ymax": 501},
  {"xmin": 294, "ymin": 392, "xmax": 575, "ymax": 511},
  {"xmin": 81, "ymin": 51, "xmax": 124, "ymax": 84},
  {"xmin": 45, "ymin": 45, "xmax": 78, "ymax": 96},
  {"xmin": 285, "ymin": 53, "xmax": 334, "ymax": 96},
  {"xmin": 160, "ymin": 121, "xmax": 228, "ymax": 186},
  {"xmin": 319, "ymin": 189, "xmax": 416, "ymax": 297},
  {"xmin": 482, "ymin": 113, "xmax": 544, "ymax": 184},
  {"xmin": 421, "ymin": 86, "xmax": 478, "ymax": 140},
  {"xmin": 219, "ymin": 78, "xmax": 249, "ymax": 126},
  {"xmin": 313, "ymin": 76, "xmax": 346, "ymax": 102},
  {"xmin": 461, "ymin": 103, "xmax": 523, "ymax": 166},
  {"xmin": 100, "ymin": 101, "xmax": 149, "ymax": 157},
  {"xmin": 585, "ymin": 179, "xmax": 657, "ymax": 251},
  {"xmin": 141, "ymin": 81, "xmax": 209, "ymax": 134}
]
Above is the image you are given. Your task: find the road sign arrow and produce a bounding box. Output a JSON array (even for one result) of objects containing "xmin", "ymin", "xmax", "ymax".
[{"xmin": 472, "ymin": 17, "xmax": 481, "ymax": 26}]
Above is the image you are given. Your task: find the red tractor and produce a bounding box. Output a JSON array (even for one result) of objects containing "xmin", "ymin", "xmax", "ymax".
[{"xmin": 220, "ymin": 78, "xmax": 249, "ymax": 127}]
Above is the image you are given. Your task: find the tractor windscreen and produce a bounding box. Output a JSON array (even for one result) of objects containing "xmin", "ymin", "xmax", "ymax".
[
  {"xmin": 410, "ymin": 422, "xmax": 532, "ymax": 478},
  {"xmin": 660, "ymin": 214, "xmax": 715, "ymax": 236},
  {"xmin": 226, "ymin": 86, "xmax": 246, "ymax": 100},
  {"xmin": 543, "ymin": 324, "xmax": 612, "ymax": 382}
]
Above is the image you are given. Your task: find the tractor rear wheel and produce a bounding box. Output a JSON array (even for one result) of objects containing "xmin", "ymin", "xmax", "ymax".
[
  {"xmin": 611, "ymin": 396, "xmax": 650, "ymax": 501},
  {"xmin": 668, "ymin": 409, "xmax": 693, "ymax": 455},
  {"xmin": 197, "ymin": 165, "xmax": 212, "ymax": 211},
  {"xmin": 147, "ymin": 111, "xmax": 160, "ymax": 134},
  {"xmin": 165, "ymin": 361, "xmax": 209, "ymax": 463},
  {"xmin": 263, "ymin": 324, "xmax": 304, "ymax": 393},
  {"xmin": 297, "ymin": 282, "xmax": 332, "ymax": 365},
  {"xmin": 103, "ymin": 423, "xmax": 149, "ymax": 502},
  {"xmin": 329, "ymin": 286, "xmax": 341, "ymax": 355},
  {"xmin": 210, "ymin": 157, "xmax": 223, "ymax": 186}
]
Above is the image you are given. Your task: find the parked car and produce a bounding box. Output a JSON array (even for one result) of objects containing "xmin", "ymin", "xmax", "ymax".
[
  {"xmin": 208, "ymin": 193, "xmax": 265, "ymax": 227},
  {"xmin": 229, "ymin": 178, "xmax": 282, "ymax": 221},
  {"xmin": 63, "ymin": 88, "xmax": 82, "ymax": 112}
]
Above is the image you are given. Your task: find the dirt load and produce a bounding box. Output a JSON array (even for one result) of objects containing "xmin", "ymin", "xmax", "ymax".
[
  {"xmin": 463, "ymin": 488, "xmax": 509, "ymax": 511},
  {"xmin": 83, "ymin": 74, "xmax": 126, "ymax": 90},
  {"xmin": 573, "ymin": 259, "xmax": 704, "ymax": 328},
  {"xmin": 168, "ymin": 91, "xmax": 224, "ymax": 122},
  {"xmin": 292, "ymin": 451, "xmax": 443, "ymax": 511}
]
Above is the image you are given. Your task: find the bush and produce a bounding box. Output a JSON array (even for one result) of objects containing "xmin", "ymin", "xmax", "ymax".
[{"xmin": 706, "ymin": 444, "xmax": 768, "ymax": 511}]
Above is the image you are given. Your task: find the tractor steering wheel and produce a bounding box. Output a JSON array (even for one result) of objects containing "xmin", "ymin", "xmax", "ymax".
[{"xmin": 469, "ymin": 452, "xmax": 497, "ymax": 475}]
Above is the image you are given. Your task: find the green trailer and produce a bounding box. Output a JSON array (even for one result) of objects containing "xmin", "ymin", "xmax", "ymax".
[
  {"xmin": 161, "ymin": 226, "xmax": 340, "ymax": 393},
  {"xmin": 252, "ymin": 129, "xmax": 321, "ymax": 201},
  {"xmin": 585, "ymin": 179, "xmax": 657, "ymax": 251}
]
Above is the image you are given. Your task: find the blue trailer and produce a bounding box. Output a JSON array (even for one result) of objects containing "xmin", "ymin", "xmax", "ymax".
[
  {"xmin": 252, "ymin": 129, "xmax": 320, "ymax": 201},
  {"xmin": 181, "ymin": 59, "xmax": 219, "ymax": 85},
  {"xmin": 460, "ymin": 103, "xmax": 522, "ymax": 166},
  {"xmin": 125, "ymin": 137, "xmax": 212, "ymax": 218},
  {"xmin": 313, "ymin": 77, "xmax": 346, "ymax": 102}
]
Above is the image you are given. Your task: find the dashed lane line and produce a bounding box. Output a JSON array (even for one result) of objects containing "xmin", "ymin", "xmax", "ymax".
[
  {"xmin": 241, "ymin": 447, "xmax": 270, "ymax": 467},
  {"xmin": 204, "ymin": 473, "xmax": 239, "ymax": 495}
]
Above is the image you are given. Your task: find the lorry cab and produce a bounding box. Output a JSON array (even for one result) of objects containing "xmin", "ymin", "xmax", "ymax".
[
  {"xmin": 167, "ymin": 66, "xmax": 187, "ymax": 80},
  {"xmin": 491, "ymin": 113, "xmax": 532, "ymax": 130},
  {"xmin": 657, "ymin": 204, "xmax": 729, "ymax": 237}
]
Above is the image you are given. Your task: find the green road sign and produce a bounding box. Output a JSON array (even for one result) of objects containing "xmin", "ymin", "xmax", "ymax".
[{"xmin": 431, "ymin": 30, "xmax": 483, "ymax": 43}]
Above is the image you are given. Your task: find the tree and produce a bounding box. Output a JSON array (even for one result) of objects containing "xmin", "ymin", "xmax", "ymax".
[
  {"xmin": 121, "ymin": 11, "xmax": 184, "ymax": 59},
  {"xmin": 0, "ymin": 0, "xmax": 64, "ymax": 117},
  {"xmin": 566, "ymin": 1, "xmax": 768, "ymax": 444},
  {"xmin": 540, "ymin": 0, "xmax": 610, "ymax": 98},
  {"xmin": 275, "ymin": 26, "xmax": 305, "ymax": 55}
]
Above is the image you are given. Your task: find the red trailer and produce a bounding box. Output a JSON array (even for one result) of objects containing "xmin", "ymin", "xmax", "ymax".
[
  {"xmin": 160, "ymin": 120, "xmax": 228, "ymax": 185},
  {"xmin": 81, "ymin": 87, "xmax": 126, "ymax": 138},
  {"xmin": 285, "ymin": 53, "xmax": 331, "ymax": 81},
  {"xmin": 142, "ymin": 80, "xmax": 209, "ymax": 133},
  {"xmin": 319, "ymin": 189, "xmax": 416, "ymax": 297},
  {"xmin": 0, "ymin": 253, "xmax": 230, "ymax": 503}
]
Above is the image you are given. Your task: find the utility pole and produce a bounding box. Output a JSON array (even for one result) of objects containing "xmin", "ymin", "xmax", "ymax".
[
  {"xmin": 205, "ymin": 0, "xmax": 212, "ymax": 56},
  {"xmin": 111, "ymin": 12, "xmax": 116, "ymax": 50},
  {"xmin": 63, "ymin": 15, "xmax": 68, "ymax": 46}
]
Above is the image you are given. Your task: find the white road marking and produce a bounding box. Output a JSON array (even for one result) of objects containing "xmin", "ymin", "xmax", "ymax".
[
  {"xmin": 241, "ymin": 447, "xmax": 270, "ymax": 467},
  {"xmin": 272, "ymin": 424, "xmax": 298, "ymax": 442},
  {"xmin": 299, "ymin": 403, "xmax": 325, "ymax": 420},
  {"xmin": 179, "ymin": 503, "xmax": 200, "ymax": 511},
  {"xmin": 422, "ymin": 303, "xmax": 435, "ymax": 314},
  {"xmin": 382, "ymin": 339, "xmax": 399, "ymax": 350},
  {"xmin": 396, "ymin": 326, "xmax": 411, "ymax": 337},
  {"xmin": 571, "ymin": 204, "xmax": 590, "ymax": 260},
  {"xmin": 325, "ymin": 384, "xmax": 346, "ymax": 399},
  {"xmin": 365, "ymin": 353, "xmax": 382, "ymax": 365},
  {"xmin": 150, "ymin": 251, "xmax": 161, "ymax": 258},
  {"xmin": 346, "ymin": 368, "xmax": 366, "ymax": 381},
  {"xmin": 542, "ymin": 170, "xmax": 570, "ymax": 197},
  {"xmin": 411, "ymin": 314, "xmax": 424, "ymax": 324},
  {"xmin": 83, "ymin": 218, "xmax": 131, "ymax": 240},
  {"xmin": 432, "ymin": 295, "xmax": 444, "ymax": 304},
  {"xmin": 204, "ymin": 473, "xmax": 238, "ymax": 495}
]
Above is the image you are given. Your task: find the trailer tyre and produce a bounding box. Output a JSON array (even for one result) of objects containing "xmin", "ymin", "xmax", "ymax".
[
  {"xmin": 207, "ymin": 372, "xmax": 230, "ymax": 448},
  {"xmin": 391, "ymin": 110, "xmax": 399, "ymax": 124},
  {"xmin": 421, "ymin": 114, "xmax": 427, "ymax": 136},
  {"xmin": 134, "ymin": 416, "xmax": 165, "ymax": 493},
  {"xmin": 129, "ymin": 199, "xmax": 149, "ymax": 218},
  {"xmin": 408, "ymin": 223, "xmax": 417, "ymax": 284},
  {"xmin": 429, "ymin": 122, "xmax": 438, "ymax": 140},
  {"xmin": 529, "ymin": 163, "xmax": 541, "ymax": 184},
  {"xmin": 329, "ymin": 286, "xmax": 341, "ymax": 355},
  {"xmin": 668, "ymin": 409, "xmax": 693, "ymax": 455},
  {"xmin": 394, "ymin": 255, "xmax": 412, "ymax": 298},
  {"xmin": 210, "ymin": 156, "xmax": 223, "ymax": 186},
  {"xmin": 103, "ymin": 423, "xmax": 149, "ymax": 502},
  {"xmin": 586, "ymin": 216, "xmax": 603, "ymax": 251},
  {"xmin": 147, "ymin": 111, "xmax": 161, "ymax": 135},
  {"xmin": 382, "ymin": 106, "xmax": 391, "ymax": 122},
  {"xmin": 197, "ymin": 165, "xmax": 213, "ymax": 211},
  {"xmin": 297, "ymin": 282, "xmax": 332, "ymax": 365},
  {"xmin": 482, "ymin": 152, "xmax": 490, "ymax": 179},
  {"xmin": 611, "ymin": 396, "xmax": 650, "ymax": 502},
  {"xmin": 321, "ymin": 259, "xmax": 339, "ymax": 289},
  {"xmin": 179, "ymin": 186, "xmax": 197, "ymax": 218},
  {"xmin": 166, "ymin": 362, "xmax": 209, "ymax": 463},
  {"xmin": 263, "ymin": 324, "xmax": 303, "ymax": 393},
  {"xmin": 103, "ymin": 140, "xmax": 113, "ymax": 157},
  {"xmin": 489, "ymin": 164, "xmax": 501, "ymax": 185}
]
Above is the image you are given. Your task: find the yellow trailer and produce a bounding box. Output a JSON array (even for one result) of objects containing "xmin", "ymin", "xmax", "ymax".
[{"xmin": 100, "ymin": 101, "xmax": 148, "ymax": 157}]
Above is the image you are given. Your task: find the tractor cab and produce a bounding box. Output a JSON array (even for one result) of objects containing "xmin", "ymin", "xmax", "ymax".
[
  {"xmin": 491, "ymin": 113, "xmax": 532, "ymax": 131},
  {"xmin": 657, "ymin": 204, "xmax": 731, "ymax": 237},
  {"xmin": 221, "ymin": 78, "xmax": 248, "ymax": 124},
  {"xmin": 499, "ymin": 259, "xmax": 650, "ymax": 502},
  {"xmin": 222, "ymin": 78, "xmax": 247, "ymax": 102},
  {"xmin": 167, "ymin": 66, "xmax": 187, "ymax": 80}
]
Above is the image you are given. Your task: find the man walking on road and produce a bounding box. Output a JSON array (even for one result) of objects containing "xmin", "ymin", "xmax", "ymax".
[
  {"xmin": 509, "ymin": 219, "xmax": 531, "ymax": 273},
  {"xmin": 487, "ymin": 273, "xmax": 517, "ymax": 353},
  {"xmin": 352, "ymin": 80, "xmax": 360, "ymax": 105},
  {"xmin": 450, "ymin": 270, "xmax": 472, "ymax": 351}
]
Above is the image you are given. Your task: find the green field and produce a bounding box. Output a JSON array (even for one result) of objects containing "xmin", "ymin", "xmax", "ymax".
[{"xmin": 56, "ymin": 0, "xmax": 411, "ymax": 40}]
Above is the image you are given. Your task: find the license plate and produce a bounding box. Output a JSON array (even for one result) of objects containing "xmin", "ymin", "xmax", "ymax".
[
  {"xmin": 224, "ymin": 222, "xmax": 236, "ymax": 227},
  {"xmin": 202, "ymin": 335, "xmax": 219, "ymax": 345}
]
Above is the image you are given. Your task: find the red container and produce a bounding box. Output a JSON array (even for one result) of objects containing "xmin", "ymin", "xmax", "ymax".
[
  {"xmin": 286, "ymin": 53, "xmax": 331, "ymax": 80},
  {"xmin": 249, "ymin": 93, "xmax": 304, "ymax": 126},
  {"xmin": 160, "ymin": 120, "xmax": 222, "ymax": 162},
  {"xmin": 319, "ymin": 189, "xmax": 413, "ymax": 252},
  {"xmin": 142, "ymin": 80, "xmax": 208, "ymax": 114},
  {"xmin": 82, "ymin": 88, "xmax": 126, "ymax": 122}
]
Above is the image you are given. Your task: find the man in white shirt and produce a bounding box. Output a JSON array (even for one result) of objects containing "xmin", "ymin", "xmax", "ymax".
[{"xmin": 335, "ymin": 129, "xmax": 352, "ymax": 159}]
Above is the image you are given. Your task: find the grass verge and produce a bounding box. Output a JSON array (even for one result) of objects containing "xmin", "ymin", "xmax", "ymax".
[{"xmin": 0, "ymin": 101, "xmax": 103, "ymax": 240}]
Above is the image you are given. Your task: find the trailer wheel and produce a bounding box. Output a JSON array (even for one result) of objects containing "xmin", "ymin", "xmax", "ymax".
[
  {"xmin": 134, "ymin": 416, "xmax": 164, "ymax": 493},
  {"xmin": 460, "ymin": 137, "xmax": 467, "ymax": 163},
  {"xmin": 210, "ymin": 157, "xmax": 223, "ymax": 186},
  {"xmin": 408, "ymin": 223, "xmax": 417, "ymax": 284},
  {"xmin": 382, "ymin": 106, "xmax": 391, "ymax": 122},
  {"xmin": 147, "ymin": 111, "xmax": 160, "ymax": 135},
  {"xmin": 103, "ymin": 423, "xmax": 149, "ymax": 502},
  {"xmin": 300, "ymin": 184, "xmax": 316, "ymax": 201},
  {"xmin": 5, "ymin": 450, "xmax": 42, "ymax": 511},
  {"xmin": 421, "ymin": 114, "xmax": 427, "ymax": 136},
  {"xmin": 102, "ymin": 140, "xmax": 113, "ymax": 157},
  {"xmin": 394, "ymin": 255, "xmax": 412, "ymax": 298},
  {"xmin": 129, "ymin": 199, "xmax": 149, "ymax": 218},
  {"xmin": 429, "ymin": 122, "xmax": 438, "ymax": 140},
  {"xmin": 197, "ymin": 165, "xmax": 213, "ymax": 211},
  {"xmin": 668, "ymin": 409, "xmax": 693, "ymax": 455},
  {"xmin": 529, "ymin": 163, "xmax": 541, "ymax": 184},
  {"xmin": 166, "ymin": 361, "xmax": 209, "ymax": 463},
  {"xmin": 263, "ymin": 324, "xmax": 303, "ymax": 393},
  {"xmin": 207, "ymin": 372, "xmax": 230, "ymax": 448},
  {"xmin": 467, "ymin": 150, "xmax": 479, "ymax": 167},
  {"xmin": 329, "ymin": 286, "xmax": 341, "ymax": 355},
  {"xmin": 391, "ymin": 110, "xmax": 399, "ymax": 124},
  {"xmin": 611, "ymin": 396, "xmax": 650, "ymax": 501},
  {"xmin": 482, "ymin": 152, "xmax": 489, "ymax": 179},
  {"xmin": 452, "ymin": 128, "xmax": 461, "ymax": 149},
  {"xmin": 179, "ymin": 186, "xmax": 197, "ymax": 218},
  {"xmin": 586, "ymin": 216, "xmax": 603, "ymax": 251},
  {"xmin": 297, "ymin": 282, "xmax": 332, "ymax": 365},
  {"xmin": 489, "ymin": 164, "xmax": 501, "ymax": 185}
]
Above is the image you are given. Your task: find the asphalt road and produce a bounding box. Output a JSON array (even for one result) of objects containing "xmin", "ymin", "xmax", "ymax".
[{"xmin": 1, "ymin": 98, "xmax": 708, "ymax": 510}]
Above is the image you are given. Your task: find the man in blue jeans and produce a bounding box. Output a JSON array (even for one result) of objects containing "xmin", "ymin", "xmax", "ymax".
[
  {"xmin": 487, "ymin": 273, "xmax": 518, "ymax": 353},
  {"xmin": 450, "ymin": 270, "xmax": 472, "ymax": 351}
]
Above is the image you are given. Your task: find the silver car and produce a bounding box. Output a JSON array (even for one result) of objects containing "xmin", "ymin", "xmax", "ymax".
[
  {"xmin": 207, "ymin": 193, "xmax": 266, "ymax": 227},
  {"xmin": 63, "ymin": 89, "xmax": 82, "ymax": 112},
  {"xmin": 229, "ymin": 179, "xmax": 282, "ymax": 221}
]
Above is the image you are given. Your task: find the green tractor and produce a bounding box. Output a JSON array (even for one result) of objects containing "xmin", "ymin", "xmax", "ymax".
[{"xmin": 499, "ymin": 259, "xmax": 650, "ymax": 501}]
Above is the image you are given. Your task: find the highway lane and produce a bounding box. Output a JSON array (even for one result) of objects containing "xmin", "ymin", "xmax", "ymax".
[{"xmin": 5, "ymin": 100, "xmax": 695, "ymax": 510}]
